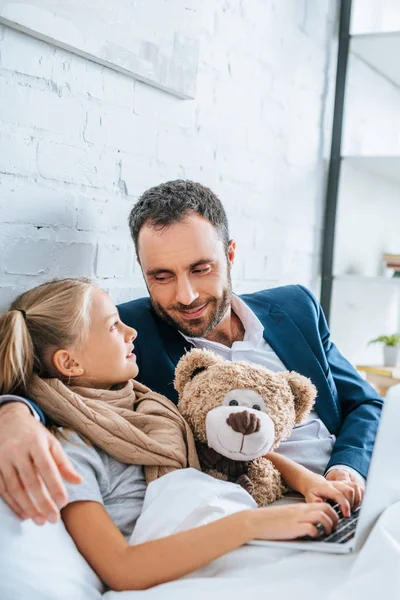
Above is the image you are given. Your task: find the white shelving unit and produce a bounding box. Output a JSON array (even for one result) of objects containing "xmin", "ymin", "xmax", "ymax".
[
  {"xmin": 328, "ymin": 1, "xmax": 400, "ymax": 366},
  {"xmin": 334, "ymin": 275, "xmax": 400, "ymax": 285},
  {"xmin": 341, "ymin": 156, "xmax": 400, "ymax": 186},
  {"xmin": 351, "ymin": 32, "xmax": 400, "ymax": 86}
]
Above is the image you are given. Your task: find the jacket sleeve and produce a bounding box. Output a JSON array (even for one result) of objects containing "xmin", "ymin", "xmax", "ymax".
[
  {"xmin": 299, "ymin": 286, "xmax": 383, "ymax": 479},
  {"xmin": 0, "ymin": 395, "xmax": 46, "ymax": 425}
]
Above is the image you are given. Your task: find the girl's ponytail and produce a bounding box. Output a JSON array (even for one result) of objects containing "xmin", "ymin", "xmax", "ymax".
[
  {"xmin": 0, "ymin": 278, "xmax": 93, "ymax": 395},
  {"xmin": 0, "ymin": 309, "xmax": 34, "ymax": 394}
]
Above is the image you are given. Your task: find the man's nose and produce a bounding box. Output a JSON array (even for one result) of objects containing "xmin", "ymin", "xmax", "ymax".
[{"xmin": 176, "ymin": 277, "xmax": 199, "ymax": 306}]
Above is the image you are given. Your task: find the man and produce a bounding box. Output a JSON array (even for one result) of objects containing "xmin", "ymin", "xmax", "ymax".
[{"xmin": 0, "ymin": 180, "xmax": 382, "ymax": 525}]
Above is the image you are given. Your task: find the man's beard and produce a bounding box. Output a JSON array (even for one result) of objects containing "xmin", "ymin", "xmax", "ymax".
[{"xmin": 150, "ymin": 272, "xmax": 233, "ymax": 338}]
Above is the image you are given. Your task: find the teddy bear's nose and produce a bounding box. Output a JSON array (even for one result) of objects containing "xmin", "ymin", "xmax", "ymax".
[{"xmin": 226, "ymin": 410, "xmax": 261, "ymax": 435}]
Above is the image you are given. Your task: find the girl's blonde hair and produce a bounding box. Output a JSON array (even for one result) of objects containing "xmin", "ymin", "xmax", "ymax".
[{"xmin": 0, "ymin": 278, "xmax": 93, "ymax": 395}]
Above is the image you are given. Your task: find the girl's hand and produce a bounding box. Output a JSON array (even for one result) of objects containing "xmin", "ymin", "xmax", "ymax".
[
  {"xmin": 252, "ymin": 502, "xmax": 339, "ymax": 541},
  {"xmin": 302, "ymin": 474, "xmax": 362, "ymax": 517}
]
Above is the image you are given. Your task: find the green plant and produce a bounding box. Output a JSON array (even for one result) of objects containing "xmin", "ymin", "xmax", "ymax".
[{"xmin": 368, "ymin": 334, "xmax": 400, "ymax": 347}]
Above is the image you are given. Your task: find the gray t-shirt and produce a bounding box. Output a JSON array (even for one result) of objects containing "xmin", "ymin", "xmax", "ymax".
[{"xmin": 60, "ymin": 432, "xmax": 147, "ymax": 540}]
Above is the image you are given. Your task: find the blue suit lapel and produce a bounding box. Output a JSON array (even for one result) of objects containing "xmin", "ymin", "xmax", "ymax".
[
  {"xmin": 241, "ymin": 295, "xmax": 339, "ymax": 431},
  {"xmin": 155, "ymin": 316, "xmax": 194, "ymax": 367}
]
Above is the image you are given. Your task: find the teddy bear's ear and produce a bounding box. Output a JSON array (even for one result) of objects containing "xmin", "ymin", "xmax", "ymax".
[
  {"xmin": 282, "ymin": 371, "xmax": 317, "ymax": 425},
  {"xmin": 174, "ymin": 349, "xmax": 223, "ymax": 395}
]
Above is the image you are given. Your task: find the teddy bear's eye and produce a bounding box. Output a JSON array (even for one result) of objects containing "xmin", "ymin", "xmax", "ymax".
[
  {"xmin": 252, "ymin": 404, "xmax": 261, "ymax": 411},
  {"xmin": 229, "ymin": 400, "xmax": 239, "ymax": 406}
]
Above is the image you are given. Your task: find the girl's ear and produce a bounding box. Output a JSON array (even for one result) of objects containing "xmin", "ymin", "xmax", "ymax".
[
  {"xmin": 52, "ymin": 350, "xmax": 84, "ymax": 378},
  {"xmin": 174, "ymin": 349, "xmax": 222, "ymax": 395}
]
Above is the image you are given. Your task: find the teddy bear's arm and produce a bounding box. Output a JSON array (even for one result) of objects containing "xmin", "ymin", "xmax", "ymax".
[
  {"xmin": 248, "ymin": 457, "xmax": 287, "ymax": 506},
  {"xmin": 236, "ymin": 474, "xmax": 254, "ymax": 495},
  {"xmin": 205, "ymin": 468, "xmax": 229, "ymax": 483}
]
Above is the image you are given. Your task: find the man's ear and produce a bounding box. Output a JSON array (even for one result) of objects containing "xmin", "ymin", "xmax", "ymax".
[
  {"xmin": 227, "ymin": 239, "xmax": 236, "ymax": 269},
  {"xmin": 282, "ymin": 371, "xmax": 317, "ymax": 425},
  {"xmin": 174, "ymin": 349, "xmax": 223, "ymax": 395}
]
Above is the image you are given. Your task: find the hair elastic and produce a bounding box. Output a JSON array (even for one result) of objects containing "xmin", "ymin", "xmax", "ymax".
[{"xmin": 15, "ymin": 308, "xmax": 27, "ymax": 320}]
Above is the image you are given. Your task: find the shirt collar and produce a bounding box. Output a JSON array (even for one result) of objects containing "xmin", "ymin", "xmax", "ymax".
[{"xmin": 180, "ymin": 295, "xmax": 265, "ymax": 347}]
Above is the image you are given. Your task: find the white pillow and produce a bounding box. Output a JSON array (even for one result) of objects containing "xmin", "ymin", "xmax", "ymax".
[
  {"xmin": 0, "ymin": 498, "xmax": 103, "ymax": 600},
  {"xmin": 130, "ymin": 468, "xmax": 257, "ymax": 544}
]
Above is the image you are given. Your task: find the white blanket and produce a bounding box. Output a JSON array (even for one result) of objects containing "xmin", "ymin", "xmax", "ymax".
[
  {"xmin": 105, "ymin": 469, "xmax": 400, "ymax": 600},
  {"xmin": 1, "ymin": 469, "xmax": 399, "ymax": 599}
]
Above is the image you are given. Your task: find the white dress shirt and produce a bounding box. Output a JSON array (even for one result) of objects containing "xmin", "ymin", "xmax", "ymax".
[{"xmin": 181, "ymin": 295, "xmax": 364, "ymax": 482}]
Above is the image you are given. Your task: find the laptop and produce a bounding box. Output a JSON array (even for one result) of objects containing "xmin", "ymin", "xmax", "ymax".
[{"xmin": 250, "ymin": 389, "xmax": 400, "ymax": 554}]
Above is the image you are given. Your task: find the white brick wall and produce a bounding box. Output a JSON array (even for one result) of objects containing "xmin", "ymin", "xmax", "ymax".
[{"xmin": 0, "ymin": 1, "xmax": 337, "ymax": 311}]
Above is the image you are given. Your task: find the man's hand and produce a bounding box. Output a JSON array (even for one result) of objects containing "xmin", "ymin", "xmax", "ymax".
[
  {"xmin": 0, "ymin": 403, "xmax": 82, "ymax": 524},
  {"xmin": 325, "ymin": 469, "xmax": 364, "ymax": 507},
  {"xmin": 303, "ymin": 474, "xmax": 360, "ymax": 517}
]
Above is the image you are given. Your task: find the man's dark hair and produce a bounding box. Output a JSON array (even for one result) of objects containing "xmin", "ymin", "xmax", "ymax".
[{"xmin": 128, "ymin": 180, "xmax": 230, "ymax": 255}]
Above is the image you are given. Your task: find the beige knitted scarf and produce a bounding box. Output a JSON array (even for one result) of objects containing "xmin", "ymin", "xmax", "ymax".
[{"xmin": 28, "ymin": 376, "xmax": 200, "ymax": 483}]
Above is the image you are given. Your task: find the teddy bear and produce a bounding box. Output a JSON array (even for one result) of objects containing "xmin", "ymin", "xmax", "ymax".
[{"xmin": 174, "ymin": 348, "xmax": 317, "ymax": 506}]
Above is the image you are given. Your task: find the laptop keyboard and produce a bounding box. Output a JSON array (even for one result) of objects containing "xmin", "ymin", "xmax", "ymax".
[{"xmin": 298, "ymin": 501, "xmax": 361, "ymax": 544}]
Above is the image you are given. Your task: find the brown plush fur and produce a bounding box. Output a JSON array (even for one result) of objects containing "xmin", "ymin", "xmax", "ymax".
[
  {"xmin": 248, "ymin": 457, "xmax": 287, "ymax": 506},
  {"xmin": 174, "ymin": 349, "xmax": 317, "ymax": 506}
]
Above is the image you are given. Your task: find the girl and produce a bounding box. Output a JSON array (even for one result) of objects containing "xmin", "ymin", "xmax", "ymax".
[{"xmin": 0, "ymin": 278, "xmax": 356, "ymax": 592}]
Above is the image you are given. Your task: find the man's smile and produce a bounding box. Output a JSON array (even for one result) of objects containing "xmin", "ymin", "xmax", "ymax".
[{"xmin": 177, "ymin": 303, "xmax": 208, "ymax": 320}]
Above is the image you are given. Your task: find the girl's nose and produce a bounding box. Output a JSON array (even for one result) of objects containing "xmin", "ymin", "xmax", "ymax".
[{"xmin": 125, "ymin": 326, "xmax": 137, "ymax": 342}]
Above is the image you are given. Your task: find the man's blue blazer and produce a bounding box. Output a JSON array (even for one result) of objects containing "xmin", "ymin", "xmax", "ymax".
[{"xmin": 118, "ymin": 285, "xmax": 383, "ymax": 479}]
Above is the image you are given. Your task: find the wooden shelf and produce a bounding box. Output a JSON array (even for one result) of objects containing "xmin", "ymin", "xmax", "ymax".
[
  {"xmin": 357, "ymin": 365, "xmax": 400, "ymax": 378},
  {"xmin": 351, "ymin": 31, "xmax": 400, "ymax": 87},
  {"xmin": 341, "ymin": 156, "xmax": 400, "ymax": 186},
  {"xmin": 356, "ymin": 364, "xmax": 400, "ymax": 397}
]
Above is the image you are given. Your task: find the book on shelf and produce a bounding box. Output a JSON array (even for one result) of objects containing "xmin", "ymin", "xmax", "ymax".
[
  {"xmin": 357, "ymin": 365, "xmax": 400, "ymax": 378},
  {"xmin": 383, "ymin": 253, "xmax": 400, "ymax": 264},
  {"xmin": 382, "ymin": 253, "xmax": 400, "ymax": 278},
  {"xmin": 384, "ymin": 269, "xmax": 400, "ymax": 278},
  {"xmin": 356, "ymin": 365, "xmax": 400, "ymax": 397}
]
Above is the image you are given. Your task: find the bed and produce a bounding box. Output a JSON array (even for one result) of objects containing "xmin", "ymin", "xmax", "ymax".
[{"xmin": 0, "ymin": 466, "xmax": 398, "ymax": 600}]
